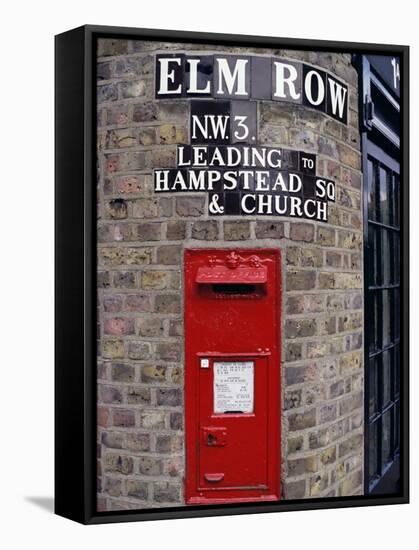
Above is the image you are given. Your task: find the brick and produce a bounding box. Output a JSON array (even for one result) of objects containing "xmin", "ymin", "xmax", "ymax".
[
  {"xmin": 111, "ymin": 363, "xmax": 135, "ymax": 383},
  {"xmin": 103, "ymin": 339, "xmax": 124, "ymax": 359},
  {"xmin": 123, "ymin": 294, "xmax": 152, "ymax": 312},
  {"xmin": 97, "ymin": 84, "xmax": 118, "ymax": 103},
  {"xmin": 114, "ymin": 175, "xmax": 150, "ymax": 195},
  {"xmin": 140, "ymin": 410, "xmax": 166, "ymax": 429},
  {"xmin": 283, "ymin": 479, "xmax": 306, "ymax": 499},
  {"xmin": 125, "ymin": 247, "xmax": 152, "ymax": 265},
  {"xmin": 224, "ymin": 221, "xmax": 251, "ymax": 240},
  {"xmin": 338, "ymin": 433, "xmax": 363, "ymax": 458},
  {"xmin": 326, "ymin": 251, "xmax": 342, "ymax": 268},
  {"xmin": 285, "ymin": 364, "xmax": 319, "ymax": 385},
  {"xmin": 113, "ymin": 409, "xmax": 135, "ymax": 427},
  {"xmin": 105, "ymin": 152, "xmax": 147, "ymax": 173},
  {"xmin": 99, "ymin": 385, "xmax": 123, "ymax": 404},
  {"xmin": 138, "ymin": 127, "xmax": 157, "ymax": 146},
  {"xmin": 113, "ymin": 271, "xmax": 136, "ymax": 288},
  {"xmin": 155, "ymin": 294, "xmax": 180, "ymax": 314},
  {"xmin": 155, "ymin": 342, "xmax": 181, "ymax": 361},
  {"xmin": 98, "ymin": 271, "xmax": 111, "ymax": 288},
  {"xmin": 126, "ymin": 480, "xmax": 148, "ymax": 500},
  {"xmin": 156, "ymin": 388, "xmax": 182, "ymax": 408},
  {"xmin": 153, "ymin": 482, "xmax": 181, "ymax": 503},
  {"xmin": 309, "ymin": 472, "xmax": 329, "ymax": 496},
  {"xmin": 339, "ymin": 391, "xmax": 363, "ymax": 416},
  {"xmin": 191, "ymin": 220, "xmax": 218, "ymax": 240},
  {"xmin": 141, "ymin": 364, "xmax": 167, "ymax": 383},
  {"xmin": 159, "ymin": 124, "xmax": 188, "ymax": 144},
  {"xmin": 285, "ymin": 343, "xmax": 302, "ymax": 362},
  {"xmin": 97, "ymin": 38, "xmax": 128, "ymax": 56},
  {"xmin": 176, "ymin": 196, "xmax": 205, "ymax": 217},
  {"xmin": 156, "ymin": 245, "xmax": 181, "ymax": 265},
  {"xmin": 290, "ymin": 222, "xmax": 314, "ymax": 242},
  {"xmin": 106, "ymin": 129, "xmax": 137, "ymax": 149},
  {"xmin": 286, "ymin": 270, "xmax": 316, "ymax": 291},
  {"xmin": 106, "ymin": 105, "xmax": 129, "ymax": 125},
  {"xmin": 133, "ymin": 101, "xmax": 157, "ymax": 122},
  {"xmin": 170, "ymin": 412, "xmax": 183, "ymax": 430},
  {"xmin": 104, "ymin": 317, "xmax": 135, "ymax": 336},
  {"xmin": 141, "ymin": 270, "xmax": 169, "ymax": 290},
  {"xmin": 156, "ymin": 435, "xmax": 182, "ymax": 454},
  {"xmin": 104, "ymin": 477, "xmax": 122, "ymax": 497},
  {"xmin": 128, "ymin": 341, "xmax": 151, "ymax": 360},
  {"xmin": 287, "ymin": 455, "xmax": 318, "ymax": 476},
  {"xmin": 287, "ymin": 435, "xmax": 304, "ymax": 454},
  {"xmin": 319, "ymin": 403, "xmax": 337, "ymax": 423},
  {"xmin": 103, "ymin": 294, "xmax": 123, "ymax": 313},
  {"xmin": 169, "ymin": 320, "xmax": 183, "ymax": 337},
  {"xmin": 338, "ymin": 230, "xmax": 362, "ymax": 250},
  {"xmin": 157, "ymin": 101, "xmax": 189, "ymax": 122},
  {"xmin": 138, "ymin": 457, "xmax": 163, "ymax": 476},
  {"xmin": 126, "ymin": 433, "xmax": 150, "ymax": 452},
  {"xmin": 316, "ymin": 226, "xmax": 336, "ymax": 246},
  {"xmin": 320, "ymin": 446, "xmax": 337, "ymax": 465},
  {"xmin": 166, "ymin": 220, "xmax": 186, "ymax": 240},
  {"xmin": 96, "ymin": 230, "xmax": 118, "ymax": 258},
  {"xmin": 339, "ymin": 352, "xmax": 362, "ymax": 374},
  {"xmin": 255, "ymin": 221, "xmax": 284, "ymax": 239},
  {"xmin": 97, "ymin": 406, "xmax": 111, "ymax": 427},
  {"xmin": 284, "ymin": 389, "xmax": 302, "ymax": 410},
  {"xmin": 104, "ymin": 453, "xmax": 133, "ymax": 475},
  {"xmin": 288, "ymin": 409, "xmax": 316, "ymax": 431},
  {"xmin": 119, "ymin": 80, "xmax": 147, "ymax": 99},
  {"xmin": 127, "ymin": 386, "xmax": 151, "ymax": 405},
  {"xmin": 101, "ymin": 432, "xmax": 124, "ymax": 449},
  {"xmin": 285, "ymin": 319, "xmax": 317, "ymax": 339},
  {"xmin": 286, "ymin": 294, "xmax": 324, "ymax": 315},
  {"xmin": 152, "ymin": 148, "xmax": 177, "ymax": 168},
  {"xmin": 133, "ymin": 222, "xmax": 162, "ymax": 241},
  {"xmin": 339, "ymin": 469, "xmax": 362, "ymax": 496},
  {"xmin": 137, "ymin": 318, "xmax": 164, "ymax": 337}
]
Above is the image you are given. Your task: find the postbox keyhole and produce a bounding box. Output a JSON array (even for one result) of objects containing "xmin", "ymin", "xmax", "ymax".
[{"xmin": 207, "ymin": 433, "xmax": 217, "ymax": 446}]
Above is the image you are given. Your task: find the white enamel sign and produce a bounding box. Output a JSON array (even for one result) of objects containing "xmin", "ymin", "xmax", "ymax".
[{"xmin": 213, "ymin": 361, "xmax": 254, "ymax": 414}]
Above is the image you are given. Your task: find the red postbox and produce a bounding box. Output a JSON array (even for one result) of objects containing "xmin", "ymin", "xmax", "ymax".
[{"xmin": 185, "ymin": 248, "xmax": 281, "ymax": 504}]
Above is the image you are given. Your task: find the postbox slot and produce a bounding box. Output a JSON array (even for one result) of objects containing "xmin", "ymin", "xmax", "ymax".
[{"xmin": 212, "ymin": 283, "xmax": 257, "ymax": 295}]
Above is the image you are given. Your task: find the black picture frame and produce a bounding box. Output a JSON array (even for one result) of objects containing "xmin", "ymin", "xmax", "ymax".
[{"xmin": 55, "ymin": 24, "xmax": 409, "ymax": 524}]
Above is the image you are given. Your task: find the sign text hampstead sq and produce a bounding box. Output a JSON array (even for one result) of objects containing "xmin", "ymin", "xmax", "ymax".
[{"xmin": 153, "ymin": 54, "xmax": 348, "ymax": 221}]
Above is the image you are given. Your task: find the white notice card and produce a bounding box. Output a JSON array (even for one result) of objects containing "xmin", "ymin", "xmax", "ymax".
[{"xmin": 213, "ymin": 361, "xmax": 254, "ymax": 414}]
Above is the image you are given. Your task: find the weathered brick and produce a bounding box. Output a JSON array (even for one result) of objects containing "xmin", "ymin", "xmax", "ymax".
[
  {"xmin": 156, "ymin": 245, "xmax": 181, "ymax": 265},
  {"xmin": 125, "ymin": 247, "xmax": 152, "ymax": 265},
  {"xmin": 141, "ymin": 270, "xmax": 169, "ymax": 289},
  {"xmin": 290, "ymin": 222, "xmax": 314, "ymax": 242},
  {"xmin": 285, "ymin": 318, "xmax": 317, "ymax": 339},
  {"xmin": 166, "ymin": 220, "xmax": 186, "ymax": 240},
  {"xmin": 126, "ymin": 433, "xmax": 150, "ymax": 452},
  {"xmin": 111, "ymin": 363, "xmax": 135, "ymax": 383},
  {"xmin": 156, "ymin": 388, "xmax": 182, "ymax": 407},
  {"xmin": 128, "ymin": 341, "xmax": 151, "ymax": 360},
  {"xmin": 285, "ymin": 343, "xmax": 302, "ymax": 362},
  {"xmin": 126, "ymin": 480, "xmax": 148, "ymax": 500},
  {"xmin": 141, "ymin": 364, "xmax": 167, "ymax": 383},
  {"xmin": 103, "ymin": 339, "xmax": 124, "ymax": 359},
  {"xmin": 176, "ymin": 196, "xmax": 206, "ymax": 217},
  {"xmin": 224, "ymin": 221, "xmax": 251, "ymax": 240},
  {"xmin": 155, "ymin": 342, "xmax": 181, "ymax": 361},
  {"xmin": 103, "ymin": 294, "xmax": 123, "ymax": 313},
  {"xmin": 285, "ymin": 364, "xmax": 319, "ymax": 385},
  {"xmin": 283, "ymin": 479, "xmax": 306, "ymax": 499},
  {"xmin": 316, "ymin": 226, "xmax": 336, "ymax": 246},
  {"xmin": 286, "ymin": 270, "xmax": 316, "ymax": 291},
  {"xmin": 114, "ymin": 271, "xmax": 136, "ymax": 288},
  {"xmin": 123, "ymin": 293, "xmax": 152, "ymax": 312},
  {"xmin": 191, "ymin": 220, "xmax": 218, "ymax": 240},
  {"xmin": 140, "ymin": 410, "xmax": 166, "ymax": 429},
  {"xmin": 153, "ymin": 482, "xmax": 181, "ymax": 503},
  {"xmin": 127, "ymin": 386, "xmax": 151, "ymax": 405},
  {"xmin": 284, "ymin": 389, "xmax": 302, "ymax": 410},
  {"xmin": 138, "ymin": 457, "xmax": 163, "ymax": 476},
  {"xmin": 104, "ymin": 453, "xmax": 133, "ymax": 474},
  {"xmin": 133, "ymin": 222, "xmax": 162, "ymax": 241},
  {"xmin": 137, "ymin": 318, "xmax": 164, "ymax": 337},
  {"xmin": 255, "ymin": 221, "xmax": 284, "ymax": 239},
  {"xmin": 102, "ymin": 431, "xmax": 124, "ymax": 449},
  {"xmin": 104, "ymin": 317, "xmax": 135, "ymax": 335},
  {"xmin": 133, "ymin": 101, "xmax": 157, "ymax": 122},
  {"xmin": 99, "ymin": 385, "xmax": 123, "ymax": 404},
  {"xmin": 287, "ymin": 455, "xmax": 318, "ymax": 476},
  {"xmin": 155, "ymin": 294, "xmax": 181, "ymax": 314},
  {"xmin": 288, "ymin": 409, "xmax": 316, "ymax": 431},
  {"xmin": 113, "ymin": 409, "xmax": 135, "ymax": 427}
]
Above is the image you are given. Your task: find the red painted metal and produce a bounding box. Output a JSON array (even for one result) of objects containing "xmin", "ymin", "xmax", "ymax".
[{"xmin": 185, "ymin": 249, "xmax": 281, "ymax": 504}]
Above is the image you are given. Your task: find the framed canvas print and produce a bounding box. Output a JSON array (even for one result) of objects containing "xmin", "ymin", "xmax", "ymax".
[{"xmin": 55, "ymin": 25, "xmax": 409, "ymax": 524}]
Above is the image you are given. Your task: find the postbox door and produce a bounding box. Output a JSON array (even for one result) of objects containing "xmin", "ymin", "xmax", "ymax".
[
  {"xmin": 185, "ymin": 249, "xmax": 281, "ymax": 504},
  {"xmin": 198, "ymin": 355, "xmax": 269, "ymax": 491}
]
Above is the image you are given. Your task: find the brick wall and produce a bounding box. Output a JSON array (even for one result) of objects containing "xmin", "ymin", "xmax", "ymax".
[{"xmin": 96, "ymin": 38, "xmax": 364, "ymax": 511}]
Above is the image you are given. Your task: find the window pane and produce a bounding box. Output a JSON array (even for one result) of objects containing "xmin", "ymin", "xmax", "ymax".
[
  {"xmin": 369, "ymin": 357, "xmax": 378, "ymax": 417},
  {"xmin": 382, "ymin": 350, "xmax": 392, "ymax": 407},
  {"xmin": 382, "ymin": 290, "xmax": 392, "ymax": 347},
  {"xmin": 394, "ymin": 343, "xmax": 400, "ymax": 397},
  {"xmin": 379, "ymin": 166, "xmax": 391, "ymax": 225},
  {"xmin": 369, "ymin": 421, "xmax": 379, "ymax": 482},
  {"xmin": 394, "ymin": 401, "xmax": 400, "ymax": 453},
  {"xmin": 368, "ymin": 225, "xmax": 379, "ymax": 286},
  {"xmin": 393, "ymin": 236, "xmax": 400, "ymax": 285},
  {"xmin": 368, "ymin": 159, "xmax": 377, "ymax": 221},
  {"xmin": 393, "ymin": 174, "xmax": 400, "ymax": 228},
  {"xmin": 394, "ymin": 288, "xmax": 400, "ymax": 341},
  {"xmin": 381, "ymin": 229, "xmax": 392, "ymax": 286},
  {"xmin": 381, "ymin": 410, "xmax": 392, "ymax": 468},
  {"xmin": 368, "ymin": 292, "xmax": 379, "ymax": 353}
]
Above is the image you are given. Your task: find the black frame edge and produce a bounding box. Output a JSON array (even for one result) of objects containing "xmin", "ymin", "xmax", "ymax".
[{"xmin": 55, "ymin": 25, "xmax": 90, "ymax": 524}]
